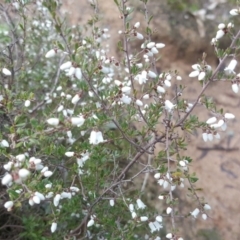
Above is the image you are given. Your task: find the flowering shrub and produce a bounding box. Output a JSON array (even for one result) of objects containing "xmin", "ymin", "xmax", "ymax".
[{"xmin": 0, "ymin": 0, "xmax": 239, "ymax": 239}]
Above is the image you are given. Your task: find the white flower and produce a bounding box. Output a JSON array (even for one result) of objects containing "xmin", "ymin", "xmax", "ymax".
[
  {"xmin": 75, "ymin": 67, "xmax": 82, "ymax": 80},
  {"xmin": 198, "ymin": 71, "xmax": 206, "ymax": 80},
  {"xmin": 156, "ymin": 43, "xmax": 165, "ymax": 48},
  {"xmin": 204, "ymin": 204, "xmax": 211, "ymax": 210},
  {"xmin": 166, "ymin": 233, "xmax": 173, "ymax": 239},
  {"xmin": 149, "ymin": 222, "xmax": 161, "ymax": 233},
  {"xmin": 157, "ymin": 86, "xmax": 166, "ymax": 94},
  {"xmin": 53, "ymin": 194, "xmax": 61, "ymax": 207},
  {"xmin": 70, "ymin": 116, "xmax": 85, "ymax": 127},
  {"xmin": 202, "ymin": 132, "xmax": 208, "ymax": 142},
  {"xmin": 136, "ymin": 199, "xmax": 146, "ymax": 209},
  {"xmin": 189, "ymin": 70, "xmax": 200, "ymax": 78},
  {"xmin": 1, "ymin": 139, "xmax": 9, "ymax": 148},
  {"xmin": 232, "ymin": 83, "xmax": 239, "ymax": 93},
  {"xmin": 89, "ymin": 130, "xmax": 104, "ymax": 145},
  {"xmin": 129, "ymin": 203, "xmax": 134, "ymax": 212},
  {"xmin": 147, "ymin": 42, "xmax": 155, "ymax": 48},
  {"xmin": 218, "ymin": 23, "xmax": 225, "ymax": 29},
  {"xmin": 1, "ymin": 173, "xmax": 12, "ymax": 185},
  {"xmin": 206, "ymin": 117, "xmax": 217, "ymax": 124},
  {"xmin": 135, "ymin": 32, "xmax": 144, "ymax": 39},
  {"xmin": 4, "ymin": 162, "xmax": 13, "ymax": 171},
  {"xmin": 191, "ymin": 208, "xmax": 200, "ymax": 218},
  {"xmin": 4, "ymin": 201, "xmax": 14, "ymax": 211},
  {"xmin": 134, "ymin": 70, "xmax": 148, "ymax": 84},
  {"xmin": 65, "ymin": 152, "xmax": 75, "ymax": 157},
  {"xmin": 140, "ymin": 216, "xmax": 148, "ymax": 222},
  {"xmin": 71, "ymin": 94, "xmax": 81, "ymax": 104},
  {"xmin": 158, "ymin": 195, "xmax": 164, "ymax": 200},
  {"xmin": 165, "ymin": 100, "xmax": 175, "ymax": 112},
  {"xmin": 148, "ymin": 70, "xmax": 157, "ymax": 78},
  {"xmin": 176, "ymin": 75, "xmax": 182, "ymax": 80},
  {"xmin": 24, "ymin": 100, "xmax": 31, "ymax": 107},
  {"xmin": 134, "ymin": 22, "xmax": 140, "ymax": 28},
  {"xmin": 87, "ymin": 219, "xmax": 94, "ymax": 227},
  {"xmin": 121, "ymin": 86, "xmax": 131, "ymax": 94},
  {"xmin": 44, "ymin": 171, "xmax": 53, "ymax": 177},
  {"xmin": 51, "ymin": 222, "xmax": 57, "ymax": 233},
  {"xmin": 2, "ymin": 68, "xmax": 11, "ymax": 76},
  {"xmin": 120, "ymin": 94, "xmax": 132, "ymax": 104},
  {"xmin": 166, "ymin": 207, "xmax": 172, "ymax": 214},
  {"xmin": 215, "ymin": 29, "xmax": 225, "ymax": 39},
  {"xmin": 164, "ymin": 79, "xmax": 171, "ymax": 87},
  {"xmin": 224, "ymin": 113, "xmax": 235, "ymax": 119},
  {"xmin": 33, "ymin": 195, "xmax": 41, "ymax": 204},
  {"xmin": 154, "ymin": 173, "xmax": 161, "ymax": 179},
  {"xmin": 45, "ymin": 49, "xmax": 56, "ymax": 58},
  {"xmin": 156, "ymin": 216, "xmax": 162, "ymax": 222},
  {"xmin": 109, "ymin": 199, "xmax": 115, "ymax": 207},
  {"xmin": 225, "ymin": 59, "xmax": 237, "ymax": 74},
  {"xmin": 60, "ymin": 61, "xmax": 72, "ymax": 70},
  {"xmin": 18, "ymin": 169, "xmax": 30, "ymax": 179},
  {"xmin": 202, "ymin": 213, "xmax": 207, "ymax": 220},
  {"xmin": 47, "ymin": 118, "xmax": 59, "ymax": 126},
  {"xmin": 136, "ymin": 99, "xmax": 143, "ymax": 106},
  {"xmin": 230, "ymin": 9, "xmax": 239, "ymax": 16}
]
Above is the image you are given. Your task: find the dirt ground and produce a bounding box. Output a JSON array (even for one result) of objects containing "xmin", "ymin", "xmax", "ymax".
[{"xmin": 61, "ymin": 1, "xmax": 240, "ymax": 239}]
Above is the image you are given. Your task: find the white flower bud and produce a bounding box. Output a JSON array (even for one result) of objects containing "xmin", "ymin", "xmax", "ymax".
[
  {"xmin": 65, "ymin": 151, "xmax": 75, "ymax": 157},
  {"xmin": 216, "ymin": 29, "xmax": 225, "ymax": 39},
  {"xmin": 47, "ymin": 118, "xmax": 59, "ymax": 126},
  {"xmin": 70, "ymin": 116, "xmax": 85, "ymax": 127},
  {"xmin": 176, "ymin": 75, "xmax": 182, "ymax": 80},
  {"xmin": 33, "ymin": 195, "xmax": 41, "ymax": 204},
  {"xmin": 147, "ymin": 42, "xmax": 155, "ymax": 48},
  {"xmin": 140, "ymin": 216, "xmax": 148, "ymax": 222},
  {"xmin": 156, "ymin": 216, "xmax": 162, "ymax": 222},
  {"xmin": 136, "ymin": 99, "xmax": 143, "ymax": 106},
  {"xmin": 45, "ymin": 49, "xmax": 56, "ymax": 58},
  {"xmin": 44, "ymin": 171, "xmax": 53, "ymax": 177},
  {"xmin": 157, "ymin": 86, "xmax": 166, "ymax": 94},
  {"xmin": 232, "ymin": 83, "xmax": 239, "ymax": 93},
  {"xmin": 131, "ymin": 211, "xmax": 137, "ymax": 219},
  {"xmin": 2, "ymin": 68, "xmax": 11, "ymax": 76},
  {"xmin": 198, "ymin": 71, "xmax": 206, "ymax": 81},
  {"xmin": 230, "ymin": 9, "xmax": 239, "ymax": 16},
  {"xmin": 148, "ymin": 71, "xmax": 157, "ymax": 78},
  {"xmin": 136, "ymin": 199, "xmax": 146, "ymax": 209},
  {"xmin": 134, "ymin": 22, "xmax": 140, "ymax": 28},
  {"xmin": 1, "ymin": 139, "xmax": 9, "ymax": 148},
  {"xmin": 206, "ymin": 117, "xmax": 217, "ymax": 124},
  {"xmin": 218, "ymin": 23, "xmax": 225, "ymax": 29},
  {"xmin": 4, "ymin": 201, "xmax": 14, "ymax": 210},
  {"xmin": 51, "ymin": 222, "xmax": 57, "ymax": 233},
  {"xmin": 166, "ymin": 233, "xmax": 173, "ymax": 239},
  {"xmin": 166, "ymin": 207, "xmax": 172, "ymax": 214},
  {"xmin": 60, "ymin": 61, "xmax": 72, "ymax": 70},
  {"xmin": 151, "ymin": 47, "xmax": 158, "ymax": 54},
  {"xmin": 156, "ymin": 43, "xmax": 165, "ymax": 48},
  {"xmin": 189, "ymin": 70, "xmax": 200, "ymax": 78},
  {"xmin": 164, "ymin": 79, "xmax": 171, "ymax": 87},
  {"xmin": 53, "ymin": 194, "xmax": 61, "ymax": 207},
  {"xmin": 224, "ymin": 113, "xmax": 235, "ymax": 119},
  {"xmin": 136, "ymin": 32, "xmax": 144, "ymax": 40},
  {"xmin": 1, "ymin": 174, "xmax": 12, "ymax": 185},
  {"xmin": 191, "ymin": 208, "xmax": 200, "ymax": 218},
  {"xmin": 75, "ymin": 67, "xmax": 82, "ymax": 80},
  {"xmin": 154, "ymin": 173, "xmax": 161, "ymax": 179},
  {"xmin": 204, "ymin": 204, "xmax": 211, "ymax": 210},
  {"xmin": 202, "ymin": 213, "xmax": 207, "ymax": 220},
  {"xmin": 109, "ymin": 199, "xmax": 115, "ymax": 206},
  {"xmin": 87, "ymin": 219, "xmax": 94, "ymax": 227},
  {"xmin": 71, "ymin": 94, "xmax": 81, "ymax": 104},
  {"xmin": 18, "ymin": 169, "xmax": 30, "ymax": 179},
  {"xmin": 24, "ymin": 100, "xmax": 31, "ymax": 107}
]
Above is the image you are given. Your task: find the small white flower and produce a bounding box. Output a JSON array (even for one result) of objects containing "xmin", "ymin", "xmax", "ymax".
[
  {"xmin": 60, "ymin": 61, "xmax": 72, "ymax": 70},
  {"xmin": 70, "ymin": 116, "xmax": 85, "ymax": 127},
  {"xmin": 232, "ymin": 83, "xmax": 239, "ymax": 93},
  {"xmin": 53, "ymin": 194, "xmax": 61, "ymax": 207},
  {"xmin": 75, "ymin": 67, "xmax": 82, "ymax": 80},
  {"xmin": 71, "ymin": 94, "xmax": 81, "ymax": 104},
  {"xmin": 33, "ymin": 195, "xmax": 41, "ymax": 204},
  {"xmin": 2, "ymin": 68, "xmax": 11, "ymax": 76},
  {"xmin": 225, "ymin": 59, "xmax": 237, "ymax": 74},
  {"xmin": 140, "ymin": 216, "xmax": 148, "ymax": 222},
  {"xmin": 191, "ymin": 208, "xmax": 200, "ymax": 218},
  {"xmin": 148, "ymin": 70, "xmax": 157, "ymax": 78},
  {"xmin": 44, "ymin": 171, "xmax": 53, "ymax": 177},
  {"xmin": 166, "ymin": 233, "xmax": 173, "ymax": 239},
  {"xmin": 147, "ymin": 42, "xmax": 155, "ymax": 48},
  {"xmin": 135, "ymin": 32, "xmax": 144, "ymax": 40},
  {"xmin": 65, "ymin": 151, "xmax": 75, "ymax": 157},
  {"xmin": 157, "ymin": 86, "xmax": 166, "ymax": 94},
  {"xmin": 1, "ymin": 173, "xmax": 12, "ymax": 185},
  {"xmin": 215, "ymin": 29, "xmax": 225, "ymax": 39},
  {"xmin": 176, "ymin": 75, "xmax": 182, "ymax": 80},
  {"xmin": 224, "ymin": 113, "xmax": 235, "ymax": 119},
  {"xmin": 18, "ymin": 169, "xmax": 30, "ymax": 179},
  {"xmin": 109, "ymin": 199, "xmax": 115, "ymax": 207},
  {"xmin": 230, "ymin": 9, "xmax": 239, "ymax": 16},
  {"xmin": 45, "ymin": 49, "xmax": 56, "ymax": 58},
  {"xmin": 206, "ymin": 117, "xmax": 217, "ymax": 124},
  {"xmin": 1, "ymin": 139, "xmax": 9, "ymax": 148},
  {"xmin": 165, "ymin": 100, "xmax": 175, "ymax": 112},
  {"xmin": 189, "ymin": 70, "xmax": 200, "ymax": 78},
  {"xmin": 156, "ymin": 216, "xmax": 162, "ymax": 222},
  {"xmin": 202, "ymin": 213, "xmax": 207, "ymax": 220},
  {"xmin": 51, "ymin": 222, "xmax": 57, "ymax": 233},
  {"xmin": 158, "ymin": 195, "xmax": 164, "ymax": 200},
  {"xmin": 136, "ymin": 199, "xmax": 146, "ymax": 209},
  {"xmin": 87, "ymin": 219, "xmax": 94, "ymax": 227},
  {"xmin": 89, "ymin": 130, "xmax": 104, "ymax": 145},
  {"xmin": 166, "ymin": 207, "xmax": 172, "ymax": 214},
  {"xmin": 154, "ymin": 173, "xmax": 161, "ymax": 179},
  {"xmin": 143, "ymin": 94, "xmax": 149, "ymax": 99},
  {"xmin": 24, "ymin": 100, "xmax": 31, "ymax": 107},
  {"xmin": 4, "ymin": 201, "xmax": 14, "ymax": 211},
  {"xmin": 131, "ymin": 211, "xmax": 137, "ymax": 219},
  {"xmin": 129, "ymin": 204, "xmax": 134, "ymax": 212},
  {"xmin": 47, "ymin": 118, "xmax": 59, "ymax": 126},
  {"xmin": 198, "ymin": 71, "xmax": 206, "ymax": 81},
  {"xmin": 134, "ymin": 22, "xmax": 140, "ymax": 28},
  {"xmin": 134, "ymin": 70, "xmax": 148, "ymax": 84},
  {"xmin": 121, "ymin": 86, "xmax": 131, "ymax": 94},
  {"xmin": 203, "ymin": 204, "xmax": 211, "ymax": 210},
  {"xmin": 136, "ymin": 99, "xmax": 143, "ymax": 106},
  {"xmin": 156, "ymin": 43, "xmax": 165, "ymax": 48}
]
